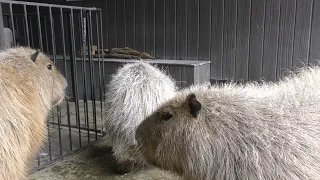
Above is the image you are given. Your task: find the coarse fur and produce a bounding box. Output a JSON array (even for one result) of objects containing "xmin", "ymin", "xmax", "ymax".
[
  {"xmin": 136, "ymin": 65, "xmax": 320, "ymax": 180},
  {"xmin": 103, "ymin": 61, "xmax": 177, "ymax": 174},
  {"xmin": 0, "ymin": 47, "xmax": 67, "ymax": 180}
]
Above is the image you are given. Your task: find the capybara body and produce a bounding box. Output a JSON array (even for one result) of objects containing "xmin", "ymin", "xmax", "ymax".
[
  {"xmin": 136, "ymin": 66, "xmax": 320, "ymax": 180},
  {"xmin": 0, "ymin": 47, "xmax": 67, "ymax": 180},
  {"xmin": 103, "ymin": 61, "xmax": 176, "ymax": 174}
]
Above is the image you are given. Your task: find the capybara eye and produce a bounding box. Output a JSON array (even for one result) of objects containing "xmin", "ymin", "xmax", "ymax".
[
  {"xmin": 163, "ymin": 112, "xmax": 173, "ymax": 121},
  {"xmin": 47, "ymin": 64, "xmax": 52, "ymax": 70}
]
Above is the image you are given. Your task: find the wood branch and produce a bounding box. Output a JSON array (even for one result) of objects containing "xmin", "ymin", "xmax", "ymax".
[
  {"xmin": 93, "ymin": 53, "xmax": 142, "ymax": 60},
  {"xmin": 92, "ymin": 46, "xmax": 154, "ymax": 59},
  {"xmin": 110, "ymin": 47, "xmax": 141, "ymax": 56},
  {"xmin": 138, "ymin": 52, "xmax": 153, "ymax": 59}
]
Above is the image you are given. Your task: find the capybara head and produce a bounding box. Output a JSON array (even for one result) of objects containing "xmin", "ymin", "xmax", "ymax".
[
  {"xmin": 0, "ymin": 47, "xmax": 67, "ymax": 109},
  {"xmin": 135, "ymin": 84, "xmax": 210, "ymax": 176},
  {"xmin": 30, "ymin": 49, "xmax": 68, "ymax": 107}
]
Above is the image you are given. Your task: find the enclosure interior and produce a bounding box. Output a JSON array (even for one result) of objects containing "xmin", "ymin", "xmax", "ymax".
[{"xmin": 3, "ymin": 0, "xmax": 320, "ymax": 174}]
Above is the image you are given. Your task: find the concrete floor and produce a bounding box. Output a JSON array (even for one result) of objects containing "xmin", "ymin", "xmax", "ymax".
[
  {"xmin": 28, "ymin": 143, "xmax": 180, "ymax": 180},
  {"xmin": 31, "ymin": 100, "xmax": 104, "ymax": 169}
]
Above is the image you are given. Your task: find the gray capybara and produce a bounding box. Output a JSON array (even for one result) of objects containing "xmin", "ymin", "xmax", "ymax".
[
  {"xmin": 0, "ymin": 47, "xmax": 67, "ymax": 180},
  {"xmin": 103, "ymin": 61, "xmax": 177, "ymax": 174},
  {"xmin": 136, "ymin": 66, "xmax": 320, "ymax": 180}
]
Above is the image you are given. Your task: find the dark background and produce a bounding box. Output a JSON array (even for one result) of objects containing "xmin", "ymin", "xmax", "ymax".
[{"xmin": 10, "ymin": 0, "xmax": 320, "ymax": 82}]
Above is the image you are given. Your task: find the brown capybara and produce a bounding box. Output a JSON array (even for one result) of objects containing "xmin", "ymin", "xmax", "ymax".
[
  {"xmin": 136, "ymin": 66, "xmax": 320, "ymax": 180},
  {"xmin": 0, "ymin": 47, "xmax": 67, "ymax": 180}
]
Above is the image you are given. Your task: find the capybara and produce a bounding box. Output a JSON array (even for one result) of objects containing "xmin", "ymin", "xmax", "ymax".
[
  {"xmin": 103, "ymin": 61, "xmax": 176, "ymax": 174},
  {"xmin": 0, "ymin": 47, "xmax": 67, "ymax": 180},
  {"xmin": 136, "ymin": 66, "xmax": 320, "ymax": 180}
]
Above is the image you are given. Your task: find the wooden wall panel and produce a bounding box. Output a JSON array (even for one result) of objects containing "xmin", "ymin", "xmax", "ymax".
[
  {"xmin": 277, "ymin": 0, "xmax": 296, "ymax": 79},
  {"xmin": 262, "ymin": 0, "xmax": 281, "ymax": 81},
  {"xmin": 235, "ymin": 0, "xmax": 251, "ymax": 81}
]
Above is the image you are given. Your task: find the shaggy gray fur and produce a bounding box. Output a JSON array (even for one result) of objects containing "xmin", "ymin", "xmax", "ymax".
[
  {"xmin": 103, "ymin": 61, "xmax": 177, "ymax": 171},
  {"xmin": 136, "ymin": 66, "xmax": 320, "ymax": 180}
]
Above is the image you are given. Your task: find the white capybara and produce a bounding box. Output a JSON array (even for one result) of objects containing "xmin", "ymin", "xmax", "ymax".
[
  {"xmin": 103, "ymin": 61, "xmax": 176, "ymax": 174},
  {"xmin": 136, "ymin": 66, "xmax": 320, "ymax": 180},
  {"xmin": 0, "ymin": 47, "xmax": 67, "ymax": 180}
]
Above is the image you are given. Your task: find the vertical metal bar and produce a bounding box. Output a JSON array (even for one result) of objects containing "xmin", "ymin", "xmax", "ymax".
[
  {"xmin": 9, "ymin": 3, "xmax": 16, "ymax": 46},
  {"xmin": 87, "ymin": 10, "xmax": 97, "ymax": 140},
  {"xmin": 56, "ymin": 106, "xmax": 63, "ymax": 156},
  {"xmin": 99, "ymin": 10, "xmax": 105, "ymax": 133},
  {"xmin": 43, "ymin": 16, "xmax": 50, "ymax": 54},
  {"xmin": 95, "ymin": 11, "xmax": 103, "ymax": 134},
  {"xmin": 80, "ymin": 10, "xmax": 90, "ymax": 144},
  {"xmin": 38, "ymin": 5, "xmax": 51, "ymax": 161},
  {"xmin": 49, "ymin": 7, "xmax": 56, "ymax": 67},
  {"xmin": 49, "ymin": 7, "xmax": 56, "ymax": 64},
  {"xmin": 49, "ymin": 6, "xmax": 63, "ymax": 157},
  {"xmin": 14, "ymin": 16, "xmax": 19, "ymax": 45},
  {"xmin": 69, "ymin": 9, "xmax": 82, "ymax": 148},
  {"xmin": 49, "ymin": 110, "xmax": 55, "ymax": 161},
  {"xmin": 28, "ymin": 16, "xmax": 34, "ymax": 47},
  {"xmin": 60, "ymin": 7, "xmax": 73, "ymax": 151},
  {"xmin": 23, "ymin": 5, "xmax": 30, "ymax": 46},
  {"xmin": 36, "ymin": 6, "xmax": 43, "ymax": 51},
  {"xmin": 0, "ymin": 3, "xmax": 6, "ymax": 50},
  {"xmin": 22, "ymin": 15, "xmax": 27, "ymax": 46}
]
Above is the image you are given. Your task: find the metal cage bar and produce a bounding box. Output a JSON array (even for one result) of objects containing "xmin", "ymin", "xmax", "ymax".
[
  {"xmin": 23, "ymin": 5, "xmax": 30, "ymax": 46},
  {"xmin": 59, "ymin": 7, "xmax": 73, "ymax": 152},
  {"xmin": 95, "ymin": 11, "xmax": 104, "ymax": 134},
  {"xmin": 79, "ymin": 9, "xmax": 90, "ymax": 144},
  {"xmin": 99, "ymin": 11, "xmax": 105, "ymax": 134},
  {"xmin": 1, "ymin": 1, "xmax": 100, "ymax": 11},
  {"xmin": 87, "ymin": 10, "xmax": 98, "ymax": 141},
  {"xmin": 36, "ymin": 6, "xmax": 43, "ymax": 51},
  {"xmin": 69, "ymin": 9, "xmax": 82, "ymax": 148},
  {"xmin": 9, "ymin": 4, "xmax": 16, "ymax": 46}
]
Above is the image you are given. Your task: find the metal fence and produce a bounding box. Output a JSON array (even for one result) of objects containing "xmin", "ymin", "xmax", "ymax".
[{"xmin": 0, "ymin": 0, "xmax": 105, "ymax": 171}]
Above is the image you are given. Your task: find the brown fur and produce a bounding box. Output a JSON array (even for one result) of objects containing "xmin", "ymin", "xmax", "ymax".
[{"xmin": 0, "ymin": 47, "xmax": 67, "ymax": 180}]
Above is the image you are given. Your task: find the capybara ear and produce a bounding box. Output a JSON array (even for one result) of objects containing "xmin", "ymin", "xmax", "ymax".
[
  {"xmin": 186, "ymin": 93, "xmax": 201, "ymax": 118},
  {"xmin": 30, "ymin": 49, "xmax": 41, "ymax": 62}
]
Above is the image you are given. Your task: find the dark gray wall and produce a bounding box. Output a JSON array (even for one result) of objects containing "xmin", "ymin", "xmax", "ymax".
[
  {"xmin": 13, "ymin": 0, "xmax": 320, "ymax": 82},
  {"xmin": 102, "ymin": 0, "xmax": 320, "ymax": 82}
]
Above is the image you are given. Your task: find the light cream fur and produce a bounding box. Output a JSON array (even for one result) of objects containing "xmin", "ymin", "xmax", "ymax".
[{"xmin": 0, "ymin": 47, "xmax": 67, "ymax": 180}]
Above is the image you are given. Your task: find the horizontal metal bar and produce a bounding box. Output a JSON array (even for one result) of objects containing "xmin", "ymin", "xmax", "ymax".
[
  {"xmin": 48, "ymin": 122, "xmax": 103, "ymax": 134},
  {"xmin": 0, "ymin": 1, "xmax": 101, "ymax": 11}
]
